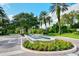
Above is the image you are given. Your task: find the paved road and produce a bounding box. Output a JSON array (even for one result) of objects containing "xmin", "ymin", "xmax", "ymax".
[{"xmin": 0, "ymin": 35, "xmax": 79, "ymax": 56}]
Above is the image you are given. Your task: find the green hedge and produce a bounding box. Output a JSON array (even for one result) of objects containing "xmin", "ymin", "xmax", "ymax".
[
  {"xmin": 29, "ymin": 28, "xmax": 47, "ymax": 34},
  {"xmin": 0, "ymin": 28, "xmax": 9, "ymax": 35},
  {"xmin": 23, "ymin": 39, "xmax": 74, "ymax": 51}
]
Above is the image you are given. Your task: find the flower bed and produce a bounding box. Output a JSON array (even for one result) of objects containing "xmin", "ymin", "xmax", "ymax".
[{"xmin": 23, "ymin": 39, "xmax": 74, "ymax": 51}]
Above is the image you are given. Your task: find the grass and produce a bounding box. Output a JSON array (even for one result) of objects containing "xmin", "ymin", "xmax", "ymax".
[
  {"xmin": 48, "ymin": 32, "xmax": 79, "ymax": 39},
  {"xmin": 60, "ymin": 33, "xmax": 79, "ymax": 39}
]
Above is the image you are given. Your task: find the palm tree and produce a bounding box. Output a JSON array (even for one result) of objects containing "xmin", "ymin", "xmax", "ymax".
[
  {"xmin": 46, "ymin": 16, "xmax": 51, "ymax": 26},
  {"xmin": 39, "ymin": 11, "xmax": 47, "ymax": 29},
  {"xmin": 50, "ymin": 3, "xmax": 68, "ymax": 34},
  {"xmin": 39, "ymin": 19, "xmax": 42, "ymax": 28}
]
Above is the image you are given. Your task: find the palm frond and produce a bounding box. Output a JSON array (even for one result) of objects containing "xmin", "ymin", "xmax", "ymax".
[{"xmin": 50, "ymin": 3, "xmax": 56, "ymax": 13}]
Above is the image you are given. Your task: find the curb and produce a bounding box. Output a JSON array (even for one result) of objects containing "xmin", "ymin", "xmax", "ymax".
[{"xmin": 21, "ymin": 43, "xmax": 77, "ymax": 55}]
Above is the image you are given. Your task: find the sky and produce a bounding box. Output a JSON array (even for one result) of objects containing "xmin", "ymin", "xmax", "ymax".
[{"xmin": 0, "ymin": 3, "xmax": 75, "ymax": 20}]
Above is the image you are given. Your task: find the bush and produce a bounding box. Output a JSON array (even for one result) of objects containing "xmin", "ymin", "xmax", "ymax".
[
  {"xmin": 23, "ymin": 39, "xmax": 74, "ymax": 51},
  {"xmin": 68, "ymin": 29, "xmax": 76, "ymax": 33},
  {"xmin": 48, "ymin": 25, "xmax": 70, "ymax": 33},
  {"xmin": 61, "ymin": 26, "xmax": 68, "ymax": 33},
  {"xmin": 15, "ymin": 27, "xmax": 20, "ymax": 34},
  {"xmin": 29, "ymin": 28, "xmax": 46, "ymax": 34},
  {"xmin": 52, "ymin": 24, "xmax": 59, "ymax": 33},
  {"xmin": 74, "ymin": 32, "xmax": 79, "ymax": 35},
  {"xmin": 0, "ymin": 28, "xmax": 9, "ymax": 35},
  {"xmin": 71, "ymin": 22, "xmax": 79, "ymax": 28},
  {"xmin": 48, "ymin": 24, "xmax": 59, "ymax": 33}
]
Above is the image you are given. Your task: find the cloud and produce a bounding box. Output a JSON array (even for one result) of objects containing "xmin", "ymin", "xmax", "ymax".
[
  {"xmin": 0, "ymin": 3, "xmax": 10, "ymax": 9},
  {"xmin": 8, "ymin": 15, "xmax": 13, "ymax": 21},
  {"xmin": 0, "ymin": 3, "xmax": 8, "ymax": 6}
]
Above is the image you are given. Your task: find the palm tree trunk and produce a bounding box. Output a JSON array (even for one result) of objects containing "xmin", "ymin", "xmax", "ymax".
[
  {"xmin": 48, "ymin": 20, "xmax": 50, "ymax": 27},
  {"xmin": 58, "ymin": 16, "xmax": 61, "ymax": 35},
  {"xmin": 40, "ymin": 21, "xmax": 42, "ymax": 28},
  {"xmin": 56, "ymin": 4, "xmax": 61, "ymax": 35},
  {"xmin": 45, "ymin": 24, "xmax": 47, "ymax": 31},
  {"xmin": 44, "ymin": 18, "xmax": 47, "ymax": 30}
]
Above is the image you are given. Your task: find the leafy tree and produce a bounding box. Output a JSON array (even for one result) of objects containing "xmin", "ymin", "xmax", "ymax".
[
  {"xmin": 7, "ymin": 20, "xmax": 16, "ymax": 34},
  {"xmin": 75, "ymin": 11, "xmax": 79, "ymax": 23},
  {"xmin": 0, "ymin": 7, "xmax": 9, "ymax": 26},
  {"xmin": 13, "ymin": 12, "xmax": 39, "ymax": 34},
  {"xmin": 0, "ymin": 6, "xmax": 10, "ymax": 35},
  {"xmin": 61, "ymin": 11, "xmax": 76, "ymax": 28}
]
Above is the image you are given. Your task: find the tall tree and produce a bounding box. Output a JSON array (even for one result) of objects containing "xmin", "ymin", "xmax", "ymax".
[
  {"xmin": 0, "ymin": 7, "xmax": 9, "ymax": 26},
  {"xmin": 0, "ymin": 6, "xmax": 9, "ymax": 35},
  {"xmin": 50, "ymin": 3, "xmax": 68, "ymax": 34},
  {"xmin": 39, "ymin": 11, "xmax": 47, "ymax": 29},
  {"xmin": 46, "ymin": 16, "xmax": 51, "ymax": 26},
  {"xmin": 39, "ymin": 14, "xmax": 43, "ymax": 28},
  {"xmin": 13, "ymin": 12, "xmax": 39, "ymax": 34}
]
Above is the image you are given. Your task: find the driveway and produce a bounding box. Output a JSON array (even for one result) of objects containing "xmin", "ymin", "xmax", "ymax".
[{"xmin": 0, "ymin": 35, "xmax": 79, "ymax": 56}]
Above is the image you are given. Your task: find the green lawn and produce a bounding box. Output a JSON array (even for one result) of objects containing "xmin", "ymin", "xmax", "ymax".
[{"xmin": 48, "ymin": 32, "xmax": 79, "ymax": 39}]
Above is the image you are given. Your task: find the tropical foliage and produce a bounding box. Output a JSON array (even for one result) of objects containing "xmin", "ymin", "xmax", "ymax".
[
  {"xmin": 0, "ymin": 4, "xmax": 79, "ymax": 39},
  {"xmin": 13, "ymin": 12, "xmax": 39, "ymax": 34},
  {"xmin": 23, "ymin": 39, "xmax": 74, "ymax": 51},
  {"xmin": 39, "ymin": 11, "xmax": 51, "ymax": 29}
]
